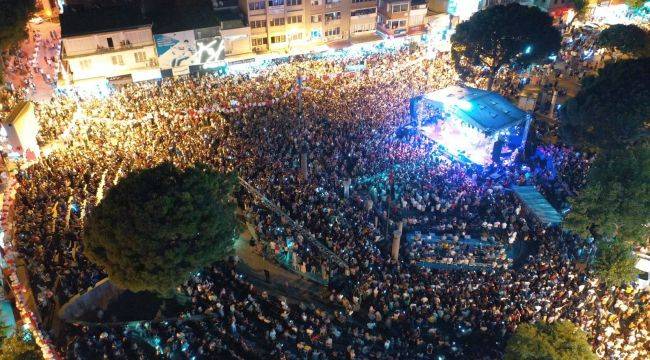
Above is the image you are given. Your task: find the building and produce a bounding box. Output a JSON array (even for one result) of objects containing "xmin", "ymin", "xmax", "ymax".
[
  {"xmin": 1, "ymin": 102, "xmax": 39, "ymax": 159},
  {"xmin": 239, "ymin": 0, "xmax": 381, "ymax": 53},
  {"xmin": 377, "ymin": 0, "xmax": 428, "ymax": 37},
  {"xmin": 60, "ymin": 5, "xmax": 159, "ymax": 84},
  {"xmin": 150, "ymin": 0, "xmax": 250, "ymax": 76}
]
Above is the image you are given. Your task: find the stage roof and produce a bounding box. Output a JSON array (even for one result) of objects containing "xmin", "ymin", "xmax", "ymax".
[
  {"xmin": 422, "ymin": 86, "xmax": 528, "ymax": 133},
  {"xmin": 512, "ymin": 186, "xmax": 563, "ymax": 225}
]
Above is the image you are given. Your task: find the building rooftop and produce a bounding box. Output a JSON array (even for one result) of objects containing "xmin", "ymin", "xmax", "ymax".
[
  {"xmin": 150, "ymin": 0, "xmax": 245, "ymax": 33},
  {"xmin": 216, "ymin": 8, "xmax": 246, "ymax": 30},
  {"xmin": 60, "ymin": 5, "xmax": 151, "ymax": 38}
]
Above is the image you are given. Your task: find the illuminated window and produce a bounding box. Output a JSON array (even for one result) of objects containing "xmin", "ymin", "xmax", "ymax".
[
  {"xmin": 252, "ymin": 37, "xmax": 268, "ymax": 46},
  {"xmin": 134, "ymin": 51, "xmax": 146, "ymax": 63},
  {"xmin": 287, "ymin": 15, "xmax": 303, "ymax": 24},
  {"xmin": 79, "ymin": 59, "xmax": 92, "ymax": 70},
  {"xmin": 325, "ymin": 27, "xmax": 340, "ymax": 36},
  {"xmin": 324, "ymin": 11, "xmax": 341, "ymax": 21},
  {"xmin": 111, "ymin": 55, "xmax": 124, "ymax": 66},
  {"xmin": 391, "ymin": 3, "xmax": 408, "ymax": 12},
  {"xmin": 271, "ymin": 35, "xmax": 286, "ymax": 43},
  {"xmin": 270, "ymin": 17, "xmax": 285, "ymax": 26},
  {"xmin": 249, "ymin": 1, "xmax": 265, "ymax": 10},
  {"xmin": 250, "ymin": 20, "xmax": 265, "ymax": 28},
  {"xmin": 311, "ymin": 15, "xmax": 322, "ymax": 22},
  {"xmin": 289, "ymin": 33, "xmax": 303, "ymax": 41}
]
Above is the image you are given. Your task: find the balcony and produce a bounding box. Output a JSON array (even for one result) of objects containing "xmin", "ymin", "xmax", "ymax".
[
  {"xmin": 268, "ymin": 4, "xmax": 285, "ymax": 14},
  {"xmin": 63, "ymin": 40, "xmax": 153, "ymax": 58}
]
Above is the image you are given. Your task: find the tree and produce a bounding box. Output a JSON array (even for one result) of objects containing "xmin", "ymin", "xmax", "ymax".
[
  {"xmin": 84, "ymin": 162, "xmax": 239, "ymax": 295},
  {"xmin": 563, "ymin": 143, "xmax": 649, "ymax": 245},
  {"xmin": 0, "ymin": 0, "xmax": 36, "ymax": 82},
  {"xmin": 450, "ymin": 3, "xmax": 561, "ymax": 91},
  {"xmin": 505, "ymin": 321, "xmax": 596, "ymax": 360},
  {"xmin": 597, "ymin": 24, "xmax": 649, "ymax": 57},
  {"xmin": 567, "ymin": 0, "xmax": 588, "ymax": 27},
  {"xmin": 593, "ymin": 239, "xmax": 639, "ymax": 286},
  {"xmin": 0, "ymin": 334, "xmax": 42, "ymax": 360},
  {"xmin": 560, "ymin": 58, "xmax": 650, "ymax": 151}
]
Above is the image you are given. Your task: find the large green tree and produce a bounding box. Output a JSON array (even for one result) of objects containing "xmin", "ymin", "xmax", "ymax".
[
  {"xmin": 563, "ymin": 143, "xmax": 649, "ymax": 245},
  {"xmin": 0, "ymin": 0, "xmax": 36, "ymax": 82},
  {"xmin": 0, "ymin": 334, "xmax": 42, "ymax": 360},
  {"xmin": 597, "ymin": 24, "xmax": 649, "ymax": 57},
  {"xmin": 505, "ymin": 321, "xmax": 596, "ymax": 360},
  {"xmin": 560, "ymin": 58, "xmax": 650, "ymax": 152},
  {"xmin": 592, "ymin": 239, "xmax": 639, "ymax": 286},
  {"xmin": 84, "ymin": 162, "xmax": 239, "ymax": 295},
  {"xmin": 450, "ymin": 3, "xmax": 561, "ymax": 90}
]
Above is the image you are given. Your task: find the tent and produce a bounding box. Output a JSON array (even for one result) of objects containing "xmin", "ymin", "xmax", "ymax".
[{"xmin": 512, "ymin": 186, "xmax": 563, "ymax": 225}]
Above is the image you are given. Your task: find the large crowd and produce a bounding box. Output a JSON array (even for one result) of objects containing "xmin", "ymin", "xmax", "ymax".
[{"xmin": 2, "ymin": 28, "xmax": 648, "ymax": 360}]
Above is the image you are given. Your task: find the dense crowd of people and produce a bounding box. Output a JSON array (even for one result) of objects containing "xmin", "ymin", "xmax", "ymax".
[{"xmin": 2, "ymin": 30, "xmax": 647, "ymax": 360}]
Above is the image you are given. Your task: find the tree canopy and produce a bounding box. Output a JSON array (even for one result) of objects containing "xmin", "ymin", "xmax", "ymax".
[
  {"xmin": 563, "ymin": 143, "xmax": 649, "ymax": 245},
  {"xmin": 0, "ymin": 0, "xmax": 36, "ymax": 82},
  {"xmin": 0, "ymin": 334, "xmax": 42, "ymax": 360},
  {"xmin": 560, "ymin": 58, "xmax": 650, "ymax": 152},
  {"xmin": 450, "ymin": 3, "xmax": 561, "ymax": 90},
  {"xmin": 84, "ymin": 162, "xmax": 239, "ymax": 295},
  {"xmin": 597, "ymin": 24, "xmax": 649, "ymax": 56},
  {"xmin": 505, "ymin": 321, "xmax": 596, "ymax": 360},
  {"xmin": 0, "ymin": 0, "xmax": 35, "ymax": 51},
  {"xmin": 592, "ymin": 239, "xmax": 639, "ymax": 286}
]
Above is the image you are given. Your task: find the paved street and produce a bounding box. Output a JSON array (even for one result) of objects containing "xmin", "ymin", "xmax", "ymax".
[{"xmin": 4, "ymin": 15, "xmax": 61, "ymax": 101}]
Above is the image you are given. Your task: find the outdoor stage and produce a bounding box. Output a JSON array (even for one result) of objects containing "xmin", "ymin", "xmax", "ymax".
[{"xmin": 411, "ymin": 86, "xmax": 532, "ymax": 165}]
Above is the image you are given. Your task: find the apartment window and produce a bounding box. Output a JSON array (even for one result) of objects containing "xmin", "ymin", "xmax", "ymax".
[
  {"xmin": 310, "ymin": 0, "xmax": 321, "ymax": 4},
  {"xmin": 287, "ymin": 15, "xmax": 303, "ymax": 24},
  {"xmin": 250, "ymin": 20, "xmax": 266, "ymax": 28},
  {"xmin": 311, "ymin": 15, "xmax": 322, "ymax": 23},
  {"xmin": 134, "ymin": 51, "xmax": 146, "ymax": 63},
  {"xmin": 289, "ymin": 33, "xmax": 303, "ymax": 41},
  {"xmin": 387, "ymin": 19, "xmax": 406, "ymax": 29},
  {"xmin": 252, "ymin": 37, "xmax": 268, "ymax": 46},
  {"xmin": 268, "ymin": 0, "xmax": 284, "ymax": 6},
  {"xmin": 270, "ymin": 17, "xmax": 285, "ymax": 26},
  {"xmin": 107, "ymin": 37, "xmax": 114, "ymax": 48},
  {"xmin": 271, "ymin": 35, "xmax": 286, "ymax": 43},
  {"xmin": 249, "ymin": 1, "xmax": 265, "ymax": 10},
  {"xmin": 352, "ymin": 23, "xmax": 374, "ymax": 33},
  {"xmin": 352, "ymin": 0, "xmax": 371, "ymax": 3},
  {"xmin": 324, "ymin": 11, "xmax": 341, "ymax": 21},
  {"xmin": 325, "ymin": 0, "xmax": 340, "ymax": 4},
  {"xmin": 111, "ymin": 55, "xmax": 124, "ymax": 66},
  {"xmin": 351, "ymin": 7, "xmax": 375, "ymax": 16},
  {"xmin": 79, "ymin": 59, "xmax": 92, "ymax": 70},
  {"xmin": 325, "ymin": 27, "xmax": 340, "ymax": 37},
  {"xmin": 391, "ymin": 3, "xmax": 408, "ymax": 12},
  {"xmin": 287, "ymin": 0, "xmax": 302, "ymax": 5}
]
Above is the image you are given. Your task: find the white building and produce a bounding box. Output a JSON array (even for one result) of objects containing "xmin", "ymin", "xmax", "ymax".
[{"xmin": 60, "ymin": 5, "xmax": 160, "ymax": 84}]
